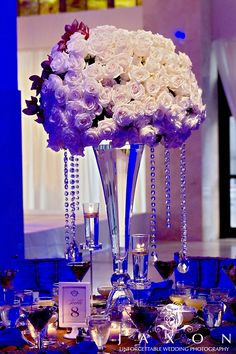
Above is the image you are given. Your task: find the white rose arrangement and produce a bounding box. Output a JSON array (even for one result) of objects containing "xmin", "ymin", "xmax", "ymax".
[{"xmin": 24, "ymin": 20, "xmax": 206, "ymax": 156}]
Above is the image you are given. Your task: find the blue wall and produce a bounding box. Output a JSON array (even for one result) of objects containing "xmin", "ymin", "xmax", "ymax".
[{"xmin": 0, "ymin": 1, "xmax": 24, "ymax": 268}]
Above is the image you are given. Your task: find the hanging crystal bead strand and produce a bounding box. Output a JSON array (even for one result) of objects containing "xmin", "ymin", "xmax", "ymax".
[
  {"xmin": 164, "ymin": 147, "xmax": 171, "ymax": 228},
  {"xmin": 68, "ymin": 154, "xmax": 80, "ymax": 261},
  {"xmin": 75, "ymin": 156, "xmax": 80, "ymax": 218},
  {"xmin": 177, "ymin": 143, "xmax": 190, "ymax": 273},
  {"xmin": 64, "ymin": 150, "xmax": 71, "ymax": 259},
  {"xmin": 150, "ymin": 146, "xmax": 158, "ymax": 262}
]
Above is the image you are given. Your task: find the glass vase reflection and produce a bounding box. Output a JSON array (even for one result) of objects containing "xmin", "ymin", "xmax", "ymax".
[{"xmin": 81, "ymin": 202, "xmax": 101, "ymax": 251}]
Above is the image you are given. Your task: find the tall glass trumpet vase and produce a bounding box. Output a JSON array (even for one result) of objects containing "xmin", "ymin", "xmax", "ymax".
[
  {"xmin": 80, "ymin": 202, "xmax": 101, "ymax": 297},
  {"xmin": 94, "ymin": 142, "xmax": 144, "ymax": 312}
]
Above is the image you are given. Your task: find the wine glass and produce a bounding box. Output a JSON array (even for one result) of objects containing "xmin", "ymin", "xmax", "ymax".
[
  {"xmin": 87, "ymin": 314, "xmax": 111, "ymax": 353},
  {"xmin": 22, "ymin": 303, "xmax": 56, "ymax": 349},
  {"xmin": 125, "ymin": 303, "xmax": 158, "ymax": 351},
  {"xmin": 153, "ymin": 260, "xmax": 177, "ymax": 280}
]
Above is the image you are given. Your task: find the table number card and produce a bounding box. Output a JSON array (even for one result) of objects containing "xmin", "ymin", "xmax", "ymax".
[{"xmin": 59, "ymin": 282, "xmax": 90, "ymax": 328}]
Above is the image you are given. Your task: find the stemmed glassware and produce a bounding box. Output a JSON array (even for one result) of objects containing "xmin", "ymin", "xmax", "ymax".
[
  {"xmin": 153, "ymin": 260, "xmax": 177, "ymax": 281},
  {"xmin": 22, "ymin": 303, "xmax": 57, "ymax": 349},
  {"xmin": 87, "ymin": 314, "xmax": 111, "ymax": 353},
  {"xmin": 67, "ymin": 261, "xmax": 91, "ymax": 282},
  {"xmin": 125, "ymin": 303, "xmax": 158, "ymax": 351}
]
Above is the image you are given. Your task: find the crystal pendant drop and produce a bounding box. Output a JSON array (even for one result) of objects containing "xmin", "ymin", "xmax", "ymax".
[{"xmin": 177, "ymin": 256, "xmax": 190, "ymax": 273}]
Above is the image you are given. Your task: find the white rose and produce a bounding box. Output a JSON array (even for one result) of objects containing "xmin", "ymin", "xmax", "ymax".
[
  {"xmin": 142, "ymin": 97, "xmax": 159, "ymax": 115},
  {"xmin": 139, "ymin": 125, "xmax": 160, "ymax": 144},
  {"xmin": 99, "ymin": 87, "xmax": 112, "ymax": 107},
  {"xmin": 67, "ymin": 54, "xmax": 85, "ymax": 71},
  {"xmin": 67, "ymin": 32, "xmax": 88, "ymax": 57},
  {"xmin": 128, "ymin": 81, "xmax": 145, "ymax": 100},
  {"xmin": 145, "ymin": 57, "xmax": 161, "ymax": 74},
  {"xmin": 50, "ymin": 51, "xmax": 69, "ymax": 74},
  {"xmin": 113, "ymin": 53, "xmax": 133, "ymax": 72},
  {"xmin": 113, "ymin": 104, "xmax": 134, "ymax": 127},
  {"xmin": 83, "ymin": 78, "xmax": 102, "ymax": 99},
  {"xmin": 133, "ymin": 32, "xmax": 152, "ymax": 57},
  {"xmin": 68, "ymin": 87, "xmax": 83, "ymax": 101},
  {"xmin": 54, "ymin": 85, "xmax": 69, "ymax": 105},
  {"xmin": 129, "ymin": 66, "xmax": 150, "ymax": 82},
  {"xmin": 82, "ymin": 127, "xmax": 101, "ymax": 147},
  {"xmin": 145, "ymin": 77, "xmax": 161, "ymax": 96},
  {"xmin": 156, "ymin": 90, "xmax": 174, "ymax": 108},
  {"xmin": 98, "ymin": 119, "xmax": 117, "ymax": 140},
  {"xmin": 103, "ymin": 60, "xmax": 123, "ymax": 79},
  {"xmin": 48, "ymin": 74, "xmax": 63, "ymax": 90},
  {"xmin": 88, "ymin": 35, "xmax": 110, "ymax": 56},
  {"xmin": 64, "ymin": 70, "xmax": 84, "ymax": 87},
  {"xmin": 112, "ymin": 85, "xmax": 131, "ymax": 105},
  {"xmin": 82, "ymin": 92, "xmax": 101, "ymax": 114},
  {"xmin": 74, "ymin": 112, "xmax": 93, "ymax": 131},
  {"xmin": 84, "ymin": 63, "xmax": 104, "ymax": 81},
  {"xmin": 178, "ymin": 52, "xmax": 192, "ymax": 69},
  {"xmin": 66, "ymin": 101, "xmax": 86, "ymax": 118},
  {"xmin": 133, "ymin": 113, "xmax": 152, "ymax": 129},
  {"xmin": 152, "ymin": 34, "xmax": 175, "ymax": 53}
]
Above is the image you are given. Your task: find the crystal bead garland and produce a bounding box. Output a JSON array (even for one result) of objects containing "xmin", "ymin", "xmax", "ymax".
[
  {"xmin": 64, "ymin": 150, "xmax": 70, "ymax": 257},
  {"xmin": 164, "ymin": 147, "xmax": 171, "ymax": 228},
  {"xmin": 177, "ymin": 143, "xmax": 190, "ymax": 274},
  {"xmin": 75, "ymin": 156, "xmax": 80, "ymax": 217},
  {"xmin": 150, "ymin": 146, "xmax": 158, "ymax": 261}
]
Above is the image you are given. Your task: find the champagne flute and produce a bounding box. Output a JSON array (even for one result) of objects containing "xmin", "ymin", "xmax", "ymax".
[{"xmin": 87, "ymin": 314, "xmax": 111, "ymax": 353}]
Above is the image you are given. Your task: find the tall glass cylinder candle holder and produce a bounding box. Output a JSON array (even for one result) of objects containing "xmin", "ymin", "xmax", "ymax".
[
  {"xmin": 82, "ymin": 202, "xmax": 101, "ymax": 250},
  {"xmin": 129, "ymin": 234, "xmax": 151, "ymax": 289}
]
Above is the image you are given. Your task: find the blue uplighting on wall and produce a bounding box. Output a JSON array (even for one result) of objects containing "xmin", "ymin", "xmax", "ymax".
[{"xmin": 175, "ymin": 30, "xmax": 186, "ymax": 40}]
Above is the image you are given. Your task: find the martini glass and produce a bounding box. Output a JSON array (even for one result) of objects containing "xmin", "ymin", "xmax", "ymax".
[
  {"xmin": 67, "ymin": 261, "xmax": 91, "ymax": 282},
  {"xmin": 125, "ymin": 303, "xmax": 158, "ymax": 351},
  {"xmin": 23, "ymin": 304, "xmax": 56, "ymax": 349},
  {"xmin": 153, "ymin": 260, "xmax": 177, "ymax": 281}
]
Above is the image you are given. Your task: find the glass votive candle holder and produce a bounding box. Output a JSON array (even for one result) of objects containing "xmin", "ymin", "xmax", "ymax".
[
  {"xmin": 131, "ymin": 234, "xmax": 150, "ymax": 289},
  {"xmin": 210, "ymin": 288, "xmax": 229, "ymax": 302},
  {"xmin": 83, "ymin": 202, "xmax": 100, "ymax": 250},
  {"xmin": 185, "ymin": 295, "xmax": 207, "ymax": 311},
  {"xmin": 169, "ymin": 288, "xmax": 191, "ymax": 305},
  {"xmin": 203, "ymin": 302, "xmax": 223, "ymax": 328}
]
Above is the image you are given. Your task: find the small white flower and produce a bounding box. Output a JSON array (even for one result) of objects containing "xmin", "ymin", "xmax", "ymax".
[
  {"xmin": 50, "ymin": 51, "xmax": 69, "ymax": 74},
  {"xmin": 103, "ymin": 60, "xmax": 123, "ymax": 79}
]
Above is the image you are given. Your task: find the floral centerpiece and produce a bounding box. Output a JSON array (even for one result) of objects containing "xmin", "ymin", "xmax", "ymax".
[{"xmin": 24, "ymin": 20, "xmax": 206, "ymax": 156}]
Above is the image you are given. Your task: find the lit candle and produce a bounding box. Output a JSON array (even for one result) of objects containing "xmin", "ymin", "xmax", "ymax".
[
  {"xmin": 134, "ymin": 243, "xmax": 145, "ymax": 253},
  {"xmin": 109, "ymin": 321, "xmax": 120, "ymax": 342}
]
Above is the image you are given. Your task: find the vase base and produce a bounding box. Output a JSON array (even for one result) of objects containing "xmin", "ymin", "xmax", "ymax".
[
  {"xmin": 111, "ymin": 272, "xmax": 130, "ymax": 286},
  {"xmin": 127, "ymin": 279, "xmax": 152, "ymax": 290}
]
